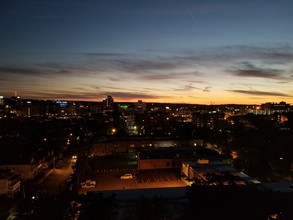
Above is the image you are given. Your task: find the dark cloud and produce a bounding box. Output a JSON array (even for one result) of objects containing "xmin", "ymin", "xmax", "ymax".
[
  {"xmin": 190, "ymin": 80, "xmax": 206, "ymax": 84},
  {"xmin": 0, "ymin": 66, "xmax": 72, "ymax": 77},
  {"xmin": 175, "ymin": 83, "xmax": 201, "ymax": 91},
  {"xmin": 108, "ymin": 76, "xmax": 123, "ymax": 81},
  {"xmin": 83, "ymin": 52, "xmax": 127, "ymax": 57},
  {"xmin": 0, "ymin": 67, "xmax": 42, "ymax": 75},
  {"xmin": 27, "ymin": 91, "xmax": 101, "ymax": 101},
  {"xmin": 114, "ymin": 58, "xmax": 182, "ymax": 72},
  {"xmin": 203, "ymin": 86, "xmax": 211, "ymax": 92},
  {"xmin": 229, "ymin": 62, "xmax": 283, "ymax": 79},
  {"xmin": 77, "ymin": 44, "xmax": 293, "ymax": 79},
  {"xmin": 227, "ymin": 89, "xmax": 288, "ymax": 97},
  {"xmin": 0, "ymin": 77, "xmax": 20, "ymax": 83},
  {"xmin": 139, "ymin": 73, "xmax": 183, "ymax": 80},
  {"xmin": 57, "ymin": 69, "xmax": 71, "ymax": 75},
  {"xmin": 112, "ymin": 45, "xmax": 293, "ymax": 75},
  {"xmin": 71, "ymin": 87, "xmax": 89, "ymax": 91},
  {"xmin": 31, "ymin": 90, "xmax": 158, "ymax": 101},
  {"xmin": 232, "ymin": 69, "xmax": 280, "ymax": 78},
  {"xmin": 37, "ymin": 61, "xmax": 96, "ymax": 75},
  {"xmin": 220, "ymin": 44, "xmax": 293, "ymax": 60},
  {"xmin": 105, "ymin": 92, "xmax": 158, "ymax": 100},
  {"xmin": 265, "ymin": 52, "xmax": 293, "ymax": 61},
  {"xmin": 68, "ymin": 84, "xmax": 160, "ymax": 100}
]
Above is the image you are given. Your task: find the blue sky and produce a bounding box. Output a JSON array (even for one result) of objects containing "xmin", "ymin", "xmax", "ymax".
[{"xmin": 1, "ymin": 0, "xmax": 293, "ymax": 104}]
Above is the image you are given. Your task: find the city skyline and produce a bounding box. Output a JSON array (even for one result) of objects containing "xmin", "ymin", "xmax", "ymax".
[{"xmin": 1, "ymin": 0, "xmax": 293, "ymax": 104}]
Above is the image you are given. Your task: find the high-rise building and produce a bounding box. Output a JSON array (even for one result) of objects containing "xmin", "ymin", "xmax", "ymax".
[
  {"xmin": 135, "ymin": 100, "xmax": 146, "ymax": 112},
  {"xmin": 103, "ymin": 95, "xmax": 114, "ymax": 109},
  {"xmin": 192, "ymin": 112, "xmax": 225, "ymax": 132},
  {"xmin": 0, "ymin": 96, "xmax": 4, "ymax": 116},
  {"xmin": 0, "ymin": 96, "xmax": 4, "ymax": 106}
]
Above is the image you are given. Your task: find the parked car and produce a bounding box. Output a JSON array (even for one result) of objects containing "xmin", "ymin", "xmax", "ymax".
[
  {"xmin": 85, "ymin": 180, "xmax": 96, "ymax": 185},
  {"xmin": 120, "ymin": 173, "xmax": 133, "ymax": 179},
  {"xmin": 81, "ymin": 182, "xmax": 95, "ymax": 189},
  {"xmin": 80, "ymin": 180, "xmax": 96, "ymax": 188}
]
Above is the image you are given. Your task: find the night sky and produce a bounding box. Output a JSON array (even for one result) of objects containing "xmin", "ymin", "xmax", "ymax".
[{"xmin": 1, "ymin": 0, "xmax": 293, "ymax": 104}]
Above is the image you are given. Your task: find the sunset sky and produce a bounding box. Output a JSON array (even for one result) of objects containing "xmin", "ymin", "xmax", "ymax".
[{"xmin": 1, "ymin": 0, "xmax": 293, "ymax": 104}]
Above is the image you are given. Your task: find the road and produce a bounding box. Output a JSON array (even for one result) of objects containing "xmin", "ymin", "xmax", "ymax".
[{"xmin": 36, "ymin": 161, "xmax": 73, "ymax": 195}]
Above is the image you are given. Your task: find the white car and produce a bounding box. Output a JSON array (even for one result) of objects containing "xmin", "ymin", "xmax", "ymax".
[
  {"xmin": 81, "ymin": 180, "xmax": 96, "ymax": 188},
  {"xmin": 85, "ymin": 180, "xmax": 96, "ymax": 185},
  {"xmin": 120, "ymin": 173, "xmax": 133, "ymax": 179},
  {"xmin": 81, "ymin": 183, "xmax": 95, "ymax": 188}
]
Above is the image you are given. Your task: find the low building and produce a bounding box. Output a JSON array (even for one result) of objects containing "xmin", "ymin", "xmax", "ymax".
[
  {"xmin": 91, "ymin": 137, "xmax": 204, "ymax": 156},
  {"xmin": 0, "ymin": 170, "xmax": 21, "ymax": 198},
  {"xmin": 137, "ymin": 147, "xmax": 221, "ymax": 171},
  {"xmin": 181, "ymin": 160, "xmax": 255, "ymax": 186},
  {"xmin": 0, "ymin": 155, "xmax": 47, "ymax": 180},
  {"xmin": 182, "ymin": 160, "xmax": 236, "ymax": 179}
]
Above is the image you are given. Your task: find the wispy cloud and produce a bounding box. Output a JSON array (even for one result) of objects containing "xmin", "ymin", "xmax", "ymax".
[
  {"xmin": 229, "ymin": 61, "xmax": 283, "ymax": 79},
  {"xmin": 203, "ymin": 86, "xmax": 211, "ymax": 92},
  {"xmin": 27, "ymin": 89, "xmax": 159, "ymax": 101},
  {"xmin": 113, "ymin": 58, "xmax": 184, "ymax": 73},
  {"xmin": 174, "ymin": 83, "xmax": 201, "ymax": 91},
  {"xmin": 83, "ymin": 52, "xmax": 127, "ymax": 57},
  {"xmin": 0, "ymin": 66, "xmax": 72, "ymax": 77},
  {"xmin": 1, "ymin": 44, "xmax": 293, "ymax": 103},
  {"xmin": 139, "ymin": 72, "xmax": 184, "ymax": 81},
  {"xmin": 227, "ymin": 89, "xmax": 288, "ymax": 97},
  {"xmin": 0, "ymin": 67, "xmax": 43, "ymax": 75},
  {"xmin": 106, "ymin": 92, "xmax": 158, "ymax": 100}
]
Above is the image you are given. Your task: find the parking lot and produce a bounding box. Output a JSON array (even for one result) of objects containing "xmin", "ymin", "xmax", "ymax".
[
  {"xmin": 79, "ymin": 169, "xmax": 187, "ymax": 193},
  {"xmin": 136, "ymin": 169, "xmax": 181, "ymax": 184}
]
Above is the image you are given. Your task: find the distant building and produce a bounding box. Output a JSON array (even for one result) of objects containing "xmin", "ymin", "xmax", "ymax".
[
  {"xmin": 103, "ymin": 95, "xmax": 114, "ymax": 110},
  {"xmin": 192, "ymin": 112, "xmax": 225, "ymax": 132},
  {"xmin": 0, "ymin": 96, "xmax": 4, "ymax": 115},
  {"xmin": 134, "ymin": 100, "xmax": 146, "ymax": 112},
  {"xmin": 261, "ymin": 101, "xmax": 290, "ymax": 114},
  {"xmin": 91, "ymin": 138, "xmax": 204, "ymax": 156},
  {"xmin": 0, "ymin": 96, "xmax": 4, "ymax": 106}
]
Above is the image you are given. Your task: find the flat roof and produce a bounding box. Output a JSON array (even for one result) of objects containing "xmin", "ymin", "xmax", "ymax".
[
  {"xmin": 139, "ymin": 147, "xmax": 222, "ymax": 160},
  {"xmin": 183, "ymin": 160, "xmax": 237, "ymax": 173}
]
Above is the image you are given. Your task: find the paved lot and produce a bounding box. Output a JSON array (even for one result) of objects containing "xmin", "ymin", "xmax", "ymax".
[
  {"xmin": 136, "ymin": 169, "xmax": 181, "ymax": 184},
  {"xmin": 79, "ymin": 169, "xmax": 187, "ymax": 193},
  {"xmin": 37, "ymin": 155, "xmax": 187, "ymax": 195}
]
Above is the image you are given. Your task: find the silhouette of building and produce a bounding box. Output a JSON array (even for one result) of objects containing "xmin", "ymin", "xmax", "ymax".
[
  {"xmin": 135, "ymin": 100, "xmax": 146, "ymax": 112},
  {"xmin": 103, "ymin": 95, "xmax": 114, "ymax": 109}
]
